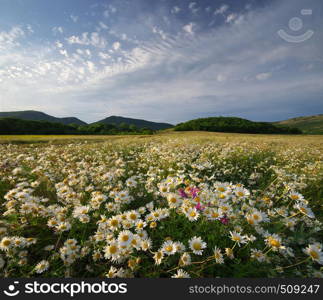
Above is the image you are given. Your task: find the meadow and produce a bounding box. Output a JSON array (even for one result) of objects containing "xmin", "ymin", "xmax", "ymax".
[{"xmin": 0, "ymin": 132, "xmax": 322, "ymax": 278}]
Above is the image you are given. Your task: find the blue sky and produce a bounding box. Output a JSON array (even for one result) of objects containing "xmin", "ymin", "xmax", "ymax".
[{"xmin": 0, "ymin": 0, "xmax": 322, "ymax": 124}]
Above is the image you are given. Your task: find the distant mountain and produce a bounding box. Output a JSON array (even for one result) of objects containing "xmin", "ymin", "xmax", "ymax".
[
  {"xmin": 0, "ymin": 110, "xmax": 87, "ymax": 126},
  {"xmin": 174, "ymin": 117, "xmax": 302, "ymax": 134},
  {"xmin": 95, "ymin": 115, "xmax": 173, "ymax": 130},
  {"xmin": 274, "ymin": 114, "xmax": 323, "ymax": 134}
]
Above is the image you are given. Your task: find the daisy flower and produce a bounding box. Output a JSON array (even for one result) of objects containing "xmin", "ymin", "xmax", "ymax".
[
  {"xmin": 294, "ymin": 203, "xmax": 315, "ymax": 218},
  {"xmin": 213, "ymin": 246, "xmax": 224, "ymax": 264},
  {"xmin": 265, "ymin": 234, "xmax": 283, "ymax": 250},
  {"xmin": 225, "ymin": 247, "xmax": 234, "ymax": 259},
  {"xmin": 174, "ymin": 241, "xmax": 186, "ymax": 253},
  {"xmin": 303, "ymin": 244, "xmax": 323, "ymax": 264},
  {"xmin": 127, "ymin": 210, "xmax": 140, "ymax": 223},
  {"xmin": 0, "ymin": 237, "xmax": 12, "ymax": 251},
  {"xmin": 167, "ymin": 193, "xmax": 182, "ymax": 208},
  {"xmin": 161, "ymin": 240, "xmax": 177, "ymax": 256},
  {"xmin": 229, "ymin": 231, "xmax": 247, "ymax": 246},
  {"xmin": 179, "ymin": 252, "xmax": 192, "ymax": 266},
  {"xmin": 118, "ymin": 230, "xmax": 134, "ymax": 248},
  {"xmin": 153, "ymin": 251, "xmax": 164, "ymax": 265},
  {"xmin": 186, "ymin": 207, "xmax": 200, "ymax": 222},
  {"xmin": 135, "ymin": 220, "xmax": 146, "ymax": 231},
  {"xmin": 106, "ymin": 266, "xmax": 118, "ymax": 278},
  {"xmin": 104, "ymin": 241, "xmax": 120, "ymax": 259},
  {"xmin": 289, "ymin": 192, "xmax": 304, "ymax": 202},
  {"xmin": 189, "ymin": 236, "xmax": 206, "ymax": 255},
  {"xmin": 35, "ymin": 260, "xmax": 49, "ymax": 274},
  {"xmin": 171, "ymin": 269, "xmax": 190, "ymax": 278},
  {"xmin": 250, "ymin": 249, "xmax": 266, "ymax": 262},
  {"xmin": 141, "ymin": 238, "xmax": 152, "ymax": 251}
]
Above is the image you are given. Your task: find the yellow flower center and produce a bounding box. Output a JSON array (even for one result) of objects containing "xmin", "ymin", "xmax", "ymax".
[
  {"xmin": 3, "ymin": 239, "xmax": 11, "ymax": 247},
  {"xmin": 129, "ymin": 213, "xmax": 137, "ymax": 220},
  {"xmin": 309, "ymin": 250, "xmax": 319, "ymax": 260},
  {"xmin": 111, "ymin": 219, "xmax": 118, "ymax": 226},
  {"xmin": 121, "ymin": 235, "xmax": 129, "ymax": 242},
  {"xmin": 193, "ymin": 242, "xmax": 201, "ymax": 251},
  {"xmin": 269, "ymin": 239, "xmax": 281, "ymax": 248},
  {"xmin": 190, "ymin": 211, "xmax": 197, "ymax": 217},
  {"xmin": 165, "ymin": 245, "xmax": 173, "ymax": 252},
  {"xmin": 109, "ymin": 245, "xmax": 117, "ymax": 254},
  {"xmin": 299, "ymin": 207, "xmax": 307, "ymax": 214},
  {"xmin": 247, "ymin": 218, "xmax": 255, "ymax": 225},
  {"xmin": 253, "ymin": 214, "xmax": 260, "ymax": 220}
]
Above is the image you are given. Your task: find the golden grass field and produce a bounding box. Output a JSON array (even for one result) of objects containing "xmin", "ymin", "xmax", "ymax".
[{"xmin": 0, "ymin": 131, "xmax": 322, "ymax": 146}]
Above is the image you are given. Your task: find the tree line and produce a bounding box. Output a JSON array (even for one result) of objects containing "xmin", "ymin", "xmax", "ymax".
[{"xmin": 0, "ymin": 118, "xmax": 154, "ymax": 135}]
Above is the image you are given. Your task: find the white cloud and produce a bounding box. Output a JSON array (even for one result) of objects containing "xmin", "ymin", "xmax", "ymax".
[
  {"xmin": 87, "ymin": 61, "xmax": 96, "ymax": 73},
  {"xmin": 85, "ymin": 49, "xmax": 91, "ymax": 57},
  {"xmin": 226, "ymin": 13, "xmax": 237, "ymax": 23},
  {"xmin": 52, "ymin": 26, "xmax": 63, "ymax": 35},
  {"xmin": 103, "ymin": 5, "xmax": 117, "ymax": 18},
  {"xmin": 109, "ymin": 5, "xmax": 117, "ymax": 14},
  {"xmin": 214, "ymin": 4, "xmax": 229, "ymax": 15},
  {"xmin": 70, "ymin": 15, "xmax": 79, "ymax": 23},
  {"xmin": 152, "ymin": 27, "xmax": 167, "ymax": 40},
  {"xmin": 26, "ymin": 25, "xmax": 34, "ymax": 34},
  {"xmin": 55, "ymin": 41, "xmax": 63, "ymax": 48},
  {"xmin": 171, "ymin": 6, "xmax": 181, "ymax": 14},
  {"xmin": 98, "ymin": 52, "xmax": 111, "ymax": 60},
  {"xmin": 59, "ymin": 49, "xmax": 68, "ymax": 58},
  {"xmin": 99, "ymin": 22, "xmax": 108, "ymax": 30},
  {"xmin": 0, "ymin": 26, "xmax": 25, "ymax": 50},
  {"xmin": 66, "ymin": 32, "xmax": 106, "ymax": 48},
  {"xmin": 256, "ymin": 72, "xmax": 272, "ymax": 81},
  {"xmin": 182, "ymin": 23, "xmax": 195, "ymax": 35},
  {"xmin": 112, "ymin": 41, "xmax": 121, "ymax": 51}
]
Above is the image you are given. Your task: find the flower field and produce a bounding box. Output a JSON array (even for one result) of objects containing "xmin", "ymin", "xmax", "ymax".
[{"xmin": 0, "ymin": 133, "xmax": 322, "ymax": 278}]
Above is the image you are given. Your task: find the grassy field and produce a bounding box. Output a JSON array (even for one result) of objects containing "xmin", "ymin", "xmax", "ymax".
[
  {"xmin": 0, "ymin": 134, "xmax": 140, "ymax": 144},
  {"xmin": 0, "ymin": 132, "xmax": 322, "ymax": 278},
  {"xmin": 0, "ymin": 131, "xmax": 322, "ymax": 144}
]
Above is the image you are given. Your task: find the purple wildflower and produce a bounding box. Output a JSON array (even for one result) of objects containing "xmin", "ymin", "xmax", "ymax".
[
  {"xmin": 178, "ymin": 188, "xmax": 188, "ymax": 198},
  {"xmin": 195, "ymin": 202, "xmax": 205, "ymax": 211},
  {"xmin": 220, "ymin": 214, "xmax": 229, "ymax": 225},
  {"xmin": 190, "ymin": 187, "xmax": 200, "ymax": 198}
]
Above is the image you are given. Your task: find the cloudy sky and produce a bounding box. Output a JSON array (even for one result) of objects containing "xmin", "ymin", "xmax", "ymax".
[{"xmin": 0, "ymin": 0, "xmax": 322, "ymax": 124}]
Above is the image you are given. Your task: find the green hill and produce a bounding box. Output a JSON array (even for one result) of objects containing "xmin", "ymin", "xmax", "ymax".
[
  {"xmin": 174, "ymin": 117, "xmax": 302, "ymax": 134},
  {"xmin": 95, "ymin": 115, "xmax": 173, "ymax": 130},
  {"xmin": 274, "ymin": 114, "xmax": 323, "ymax": 134},
  {"xmin": 0, "ymin": 110, "xmax": 87, "ymax": 126}
]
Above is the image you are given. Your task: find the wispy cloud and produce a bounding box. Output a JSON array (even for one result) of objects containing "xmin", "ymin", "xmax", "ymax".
[
  {"xmin": 70, "ymin": 14, "xmax": 79, "ymax": 23},
  {"xmin": 0, "ymin": 0, "xmax": 322, "ymax": 123}
]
